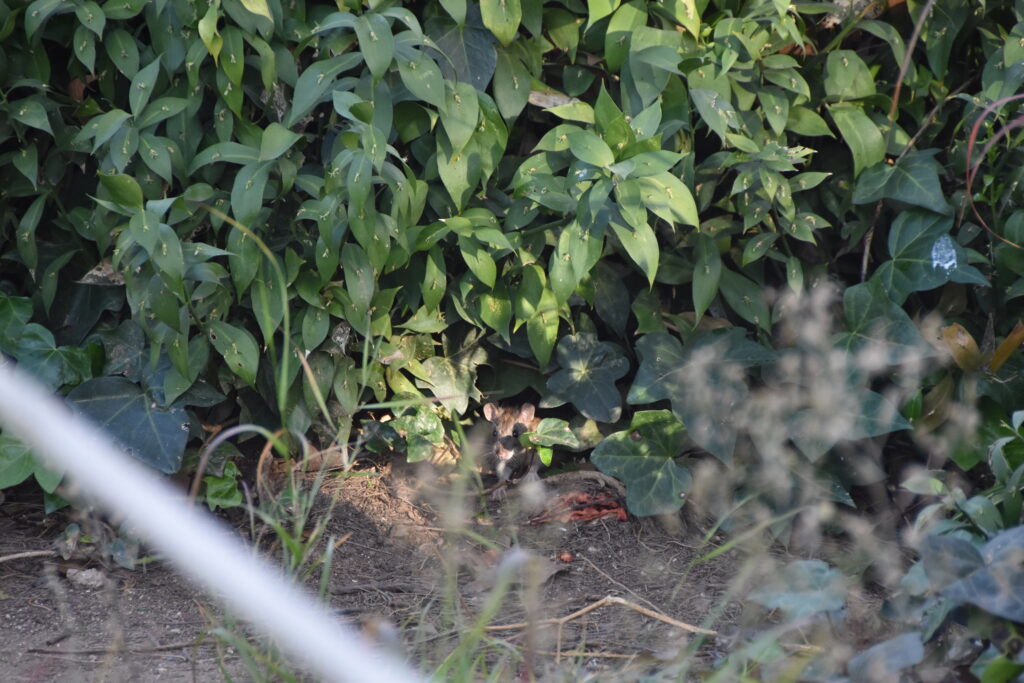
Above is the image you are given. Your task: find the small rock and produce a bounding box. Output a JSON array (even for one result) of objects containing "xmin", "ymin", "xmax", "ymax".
[{"xmin": 66, "ymin": 568, "xmax": 106, "ymax": 590}]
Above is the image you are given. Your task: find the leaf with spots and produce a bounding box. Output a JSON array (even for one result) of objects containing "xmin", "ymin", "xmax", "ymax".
[{"xmin": 208, "ymin": 320, "xmax": 260, "ymax": 386}]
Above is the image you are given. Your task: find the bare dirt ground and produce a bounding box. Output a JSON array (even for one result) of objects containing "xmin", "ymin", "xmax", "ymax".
[{"xmin": 0, "ymin": 456, "xmax": 765, "ymax": 681}]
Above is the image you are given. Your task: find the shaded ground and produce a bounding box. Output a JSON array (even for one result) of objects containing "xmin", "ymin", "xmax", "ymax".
[{"xmin": 0, "ymin": 456, "xmax": 776, "ymax": 681}]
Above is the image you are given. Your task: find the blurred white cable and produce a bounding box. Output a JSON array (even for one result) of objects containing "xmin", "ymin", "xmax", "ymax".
[{"xmin": 0, "ymin": 361, "xmax": 420, "ymax": 683}]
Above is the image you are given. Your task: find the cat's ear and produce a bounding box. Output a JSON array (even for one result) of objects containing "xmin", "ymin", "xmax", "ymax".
[
  {"xmin": 518, "ymin": 403, "xmax": 535, "ymax": 422},
  {"xmin": 483, "ymin": 403, "xmax": 499, "ymax": 422}
]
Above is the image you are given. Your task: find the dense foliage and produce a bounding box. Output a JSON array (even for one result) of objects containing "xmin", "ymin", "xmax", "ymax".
[{"xmin": 6, "ymin": 0, "xmax": 1024, "ymax": 675}]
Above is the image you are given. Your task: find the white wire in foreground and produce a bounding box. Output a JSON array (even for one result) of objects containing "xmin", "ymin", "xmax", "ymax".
[{"xmin": 0, "ymin": 362, "xmax": 420, "ymax": 683}]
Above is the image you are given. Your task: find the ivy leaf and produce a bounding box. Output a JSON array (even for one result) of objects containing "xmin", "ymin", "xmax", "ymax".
[
  {"xmin": 848, "ymin": 633, "xmax": 924, "ymax": 681},
  {"xmin": 546, "ymin": 333, "xmax": 629, "ymax": 422},
  {"xmin": 628, "ymin": 330, "xmax": 775, "ymax": 461},
  {"xmin": 940, "ymin": 526, "xmax": 1024, "ymax": 622},
  {"xmin": 790, "ymin": 389, "xmax": 912, "ymax": 461},
  {"xmin": 10, "ymin": 324, "xmax": 91, "ymax": 390},
  {"xmin": 835, "ymin": 279, "xmax": 932, "ymax": 365},
  {"xmin": 66, "ymin": 377, "xmax": 189, "ymax": 474},
  {"xmin": 430, "ymin": 10, "xmax": 497, "ymax": 91},
  {"xmin": 853, "ymin": 151, "xmax": 951, "ymax": 215},
  {"xmin": 590, "ymin": 410, "xmax": 692, "ymax": 516},
  {"xmin": 419, "ymin": 345, "xmax": 485, "ymax": 415},
  {"xmin": 0, "ymin": 436, "xmax": 34, "ymax": 490},
  {"xmin": 748, "ymin": 560, "xmax": 846, "ymax": 620},
  {"xmin": 392, "ymin": 403, "xmax": 445, "ymax": 461},
  {"xmin": 871, "ymin": 210, "xmax": 988, "ymax": 305},
  {"xmin": 524, "ymin": 418, "xmax": 580, "ymax": 449}
]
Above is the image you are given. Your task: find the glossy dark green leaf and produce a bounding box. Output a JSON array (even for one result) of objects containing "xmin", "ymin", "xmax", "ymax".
[
  {"xmin": 609, "ymin": 213, "xmax": 658, "ymax": 286},
  {"xmin": 102, "ymin": 0, "xmax": 146, "ymax": 20},
  {"xmin": 230, "ymin": 162, "xmax": 271, "ymax": 226},
  {"xmin": 74, "ymin": 25, "xmax": 97, "ymax": 72},
  {"xmin": 692, "ymin": 234, "xmax": 720, "ymax": 319},
  {"xmin": 493, "ymin": 48, "xmax": 530, "ymax": 118},
  {"xmin": 98, "ymin": 172, "xmax": 143, "ymax": 209},
  {"xmin": 481, "ymin": 0, "xmax": 521, "ymax": 45},
  {"xmin": 285, "ymin": 54, "xmax": 361, "ymax": 127},
  {"xmin": 637, "ymin": 172, "xmax": 699, "ymax": 227},
  {"xmin": 76, "ymin": 109, "xmax": 130, "ymax": 153},
  {"xmin": 824, "ymin": 50, "xmax": 875, "ymax": 100},
  {"xmin": 104, "ymin": 28, "xmax": 140, "ymax": 78},
  {"xmin": 568, "ymin": 130, "xmax": 615, "ymax": 167},
  {"xmin": 527, "ymin": 288, "xmax": 560, "ymax": 367},
  {"xmin": 458, "ymin": 235, "xmax": 496, "ymax": 288},
  {"xmin": 690, "ymin": 88, "xmax": 737, "ymax": 141},
  {"xmin": 67, "ymin": 377, "xmax": 188, "ymax": 474},
  {"xmin": 10, "ymin": 97, "xmax": 53, "ymax": 136},
  {"xmin": 129, "ymin": 57, "xmax": 161, "ymax": 116},
  {"xmin": 920, "ymin": 0, "xmax": 967, "ymax": 80},
  {"xmin": 138, "ymin": 133, "xmax": 173, "ymax": 183},
  {"xmin": 439, "ymin": 82, "xmax": 480, "ymax": 153},
  {"xmin": 397, "ymin": 49, "xmax": 445, "ymax": 107},
  {"xmin": 605, "ymin": 0, "xmax": 646, "ymax": 72},
  {"xmin": 220, "ymin": 25, "xmax": 245, "ymax": 86},
  {"xmin": 25, "ymin": 0, "xmax": 66, "ymax": 39},
  {"xmin": 10, "ymin": 324, "xmax": 90, "ymax": 390},
  {"xmin": 189, "ymin": 141, "xmax": 260, "ymax": 172},
  {"xmin": 136, "ymin": 97, "xmax": 189, "ymax": 129},
  {"xmin": 590, "ymin": 410, "xmax": 691, "ymax": 516},
  {"xmin": 75, "ymin": 0, "xmax": 106, "ymax": 35},
  {"xmin": 356, "ymin": 13, "xmax": 394, "ymax": 78},
  {"xmin": 741, "ymin": 233, "xmax": 778, "ymax": 266},
  {"xmin": 207, "ymin": 320, "xmax": 260, "ymax": 386},
  {"xmin": 719, "ymin": 268, "xmax": 770, "ymax": 331},
  {"xmin": 827, "ymin": 103, "xmax": 884, "ymax": 177},
  {"xmin": 342, "ymin": 241, "xmax": 376, "ymax": 315},
  {"xmin": 0, "ymin": 436, "xmax": 34, "ymax": 490},
  {"xmin": 259, "ymin": 122, "xmax": 302, "ymax": 161}
]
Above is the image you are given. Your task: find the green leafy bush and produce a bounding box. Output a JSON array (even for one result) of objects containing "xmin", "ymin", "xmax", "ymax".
[{"xmin": 1, "ymin": 0, "xmax": 1024, "ymax": 519}]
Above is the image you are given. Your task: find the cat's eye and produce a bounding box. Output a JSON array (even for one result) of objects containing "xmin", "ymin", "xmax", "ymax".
[
  {"xmin": 512, "ymin": 427, "xmax": 520, "ymax": 438},
  {"xmin": 492, "ymin": 429, "xmax": 498, "ymax": 437}
]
